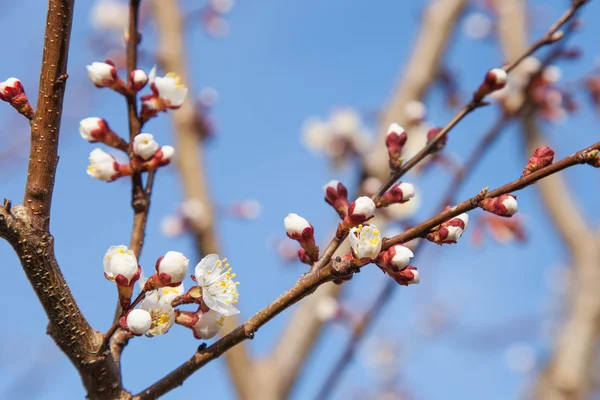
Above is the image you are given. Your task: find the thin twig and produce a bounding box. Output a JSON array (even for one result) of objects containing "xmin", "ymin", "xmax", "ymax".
[{"xmin": 133, "ymin": 138, "xmax": 600, "ymax": 399}]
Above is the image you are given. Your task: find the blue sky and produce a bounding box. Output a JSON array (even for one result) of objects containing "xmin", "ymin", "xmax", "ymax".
[{"xmin": 0, "ymin": 0, "xmax": 599, "ymax": 399}]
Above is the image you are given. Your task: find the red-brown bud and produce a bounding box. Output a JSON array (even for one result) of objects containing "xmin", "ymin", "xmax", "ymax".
[{"xmin": 522, "ymin": 145, "xmax": 554, "ymax": 176}]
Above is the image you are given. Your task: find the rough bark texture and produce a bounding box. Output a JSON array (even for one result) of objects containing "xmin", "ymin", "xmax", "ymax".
[{"xmin": 2, "ymin": 1, "xmax": 129, "ymax": 398}]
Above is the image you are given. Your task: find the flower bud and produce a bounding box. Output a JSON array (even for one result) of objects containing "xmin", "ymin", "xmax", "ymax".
[
  {"xmin": 133, "ymin": 133, "xmax": 159, "ymax": 160},
  {"xmin": 473, "ymin": 68, "xmax": 508, "ymax": 102},
  {"xmin": 485, "ymin": 68, "xmax": 508, "ymax": 90},
  {"xmin": 103, "ymin": 245, "xmax": 140, "ymax": 286},
  {"xmin": 344, "ymin": 196, "xmax": 376, "ymax": 227},
  {"xmin": 159, "ymin": 145, "xmax": 175, "ymax": 163},
  {"xmin": 324, "ymin": 180, "xmax": 349, "ymax": 218},
  {"xmin": 388, "ymin": 266, "xmax": 419, "ymax": 286},
  {"xmin": 426, "ymin": 127, "xmax": 447, "ymax": 153},
  {"xmin": 377, "ymin": 244, "xmax": 414, "ymax": 272},
  {"xmin": 386, "ymin": 123, "xmax": 407, "ymax": 169},
  {"xmin": 155, "ymin": 251, "xmax": 189, "ymax": 286},
  {"xmin": 522, "ymin": 145, "xmax": 554, "ymax": 176},
  {"xmin": 479, "ymin": 194, "xmax": 518, "ymax": 217},
  {"xmin": 124, "ymin": 309, "xmax": 152, "ymax": 336},
  {"xmin": 0, "ymin": 78, "xmax": 34, "ymax": 119},
  {"xmin": 284, "ymin": 213, "xmax": 313, "ymax": 240},
  {"xmin": 284, "ymin": 213, "xmax": 319, "ymax": 262},
  {"xmin": 379, "ymin": 182, "xmax": 415, "ymax": 207},
  {"xmin": 349, "ymin": 224, "xmax": 382, "ymax": 261},
  {"xmin": 130, "ymin": 69, "xmax": 148, "ymax": 91},
  {"xmin": 87, "ymin": 61, "xmax": 117, "ymax": 87},
  {"xmin": 191, "ymin": 310, "xmax": 225, "ymax": 340},
  {"xmin": 87, "ymin": 148, "xmax": 121, "ymax": 181},
  {"xmin": 426, "ymin": 212, "xmax": 469, "ymax": 245}
]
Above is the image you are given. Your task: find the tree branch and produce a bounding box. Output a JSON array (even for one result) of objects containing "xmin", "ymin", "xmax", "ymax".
[
  {"xmin": 365, "ymin": 0, "xmax": 468, "ymax": 182},
  {"xmin": 135, "ymin": 136, "xmax": 600, "ymax": 399},
  {"xmin": 493, "ymin": 2, "xmax": 600, "ymax": 398},
  {"xmin": 3, "ymin": 1, "xmax": 128, "ymax": 398},
  {"xmin": 265, "ymin": 2, "xmax": 468, "ymax": 396}
]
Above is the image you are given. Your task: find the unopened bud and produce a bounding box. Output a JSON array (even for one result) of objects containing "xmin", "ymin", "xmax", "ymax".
[
  {"xmin": 387, "ymin": 266, "xmax": 419, "ymax": 286},
  {"xmin": 379, "ymin": 182, "xmax": 415, "ymax": 207},
  {"xmin": 284, "ymin": 213, "xmax": 319, "ymax": 261},
  {"xmin": 474, "ymin": 68, "xmax": 508, "ymax": 102},
  {"xmin": 377, "ymin": 244, "xmax": 414, "ymax": 272},
  {"xmin": 426, "ymin": 127, "xmax": 447, "ymax": 153},
  {"xmin": 130, "ymin": 69, "xmax": 148, "ymax": 91},
  {"xmin": 123, "ymin": 309, "xmax": 152, "ymax": 336},
  {"xmin": 343, "ymin": 196, "xmax": 376, "ymax": 228},
  {"xmin": 522, "ymin": 145, "xmax": 554, "ymax": 176},
  {"xmin": 0, "ymin": 78, "xmax": 34, "ymax": 119},
  {"xmin": 324, "ymin": 180, "xmax": 349, "ymax": 218},
  {"xmin": 386, "ymin": 123, "xmax": 408, "ymax": 169},
  {"xmin": 479, "ymin": 194, "xmax": 518, "ymax": 217},
  {"xmin": 426, "ymin": 211, "xmax": 469, "ymax": 245}
]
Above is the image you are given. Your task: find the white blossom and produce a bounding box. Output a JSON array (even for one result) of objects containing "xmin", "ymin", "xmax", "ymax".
[
  {"xmin": 79, "ymin": 117, "xmax": 104, "ymax": 141},
  {"xmin": 87, "ymin": 148, "xmax": 118, "ymax": 181},
  {"xmin": 86, "ymin": 62, "xmax": 116, "ymax": 87},
  {"xmin": 284, "ymin": 213, "xmax": 311, "ymax": 236},
  {"xmin": 349, "ymin": 224, "xmax": 382, "ymax": 260},
  {"xmin": 90, "ymin": 0, "xmax": 128, "ymax": 33},
  {"xmin": 156, "ymin": 251, "xmax": 189, "ymax": 285},
  {"xmin": 192, "ymin": 310, "xmax": 225, "ymax": 339},
  {"xmin": 126, "ymin": 309, "xmax": 152, "ymax": 335},
  {"xmin": 133, "ymin": 133, "xmax": 159, "ymax": 160},
  {"xmin": 140, "ymin": 284, "xmax": 184, "ymax": 336},
  {"xmin": 502, "ymin": 196, "xmax": 519, "ymax": 216},
  {"xmin": 194, "ymin": 254, "xmax": 240, "ymax": 316},
  {"xmin": 350, "ymin": 196, "xmax": 376, "ymax": 219},
  {"xmin": 389, "ymin": 245, "xmax": 414, "ymax": 270},
  {"xmin": 160, "ymin": 145, "xmax": 175, "ymax": 161},
  {"xmin": 103, "ymin": 245, "xmax": 138, "ymax": 285},
  {"xmin": 149, "ymin": 66, "xmax": 188, "ymax": 108}
]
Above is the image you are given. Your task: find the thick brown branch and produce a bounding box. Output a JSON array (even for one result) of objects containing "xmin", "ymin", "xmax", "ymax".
[
  {"xmin": 6, "ymin": 1, "xmax": 128, "ymax": 398},
  {"xmin": 135, "ymin": 139, "xmax": 600, "ymax": 399},
  {"xmin": 23, "ymin": 0, "xmax": 73, "ymax": 229}
]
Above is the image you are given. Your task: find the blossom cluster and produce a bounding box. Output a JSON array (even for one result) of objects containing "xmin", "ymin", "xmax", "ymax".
[
  {"xmin": 82, "ymin": 62, "xmax": 187, "ymax": 182},
  {"xmin": 106, "ymin": 245, "xmax": 240, "ymax": 339}
]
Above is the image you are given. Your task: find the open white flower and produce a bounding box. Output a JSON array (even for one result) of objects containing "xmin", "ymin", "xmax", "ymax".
[
  {"xmin": 349, "ymin": 224, "xmax": 382, "ymax": 260},
  {"xmin": 194, "ymin": 254, "xmax": 240, "ymax": 316},
  {"xmin": 139, "ymin": 284, "xmax": 184, "ymax": 336},
  {"xmin": 192, "ymin": 310, "xmax": 225, "ymax": 339},
  {"xmin": 103, "ymin": 245, "xmax": 138, "ymax": 285},
  {"xmin": 133, "ymin": 133, "xmax": 159, "ymax": 160},
  {"xmin": 149, "ymin": 66, "xmax": 188, "ymax": 108},
  {"xmin": 87, "ymin": 148, "xmax": 118, "ymax": 181},
  {"xmin": 86, "ymin": 62, "xmax": 116, "ymax": 87},
  {"xmin": 126, "ymin": 309, "xmax": 152, "ymax": 336}
]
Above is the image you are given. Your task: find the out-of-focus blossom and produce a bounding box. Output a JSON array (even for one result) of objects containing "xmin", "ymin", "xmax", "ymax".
[
  {"xmin": 90, "ymin": 0, "xmax": 129, "ymax": 34},
  {"xmin": 462, "ymin": 12, "xmax": 492, "ymax": 40}
]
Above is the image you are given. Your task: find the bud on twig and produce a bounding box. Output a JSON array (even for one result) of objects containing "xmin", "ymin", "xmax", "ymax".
[
  {"xmin": 377, "ymin": 244, "xmax": 414, "ymax": 272},
  {"xmin": 79, "ymin": 117, "xmax": 128, "ymax": 150},
  {"xmin": 341, "ymin": 196, "xmax": 376, "ymax": 231},
  {"xmin": 87, "ymin": 61, "xmax": 129, "ymax": 95},
  {"xmin": 473, "ymin": 68, "xmax": 508, "ymax": 103},
  {"xmin": 324, "ymin": 180, "xmax": 349, "ymax": 219},
  {"xmin": 386, "ymin": 123, "xmax": 407, "ymax": 170},
  {"xmin": 522, "ymin": 145, "xmax": 554, "ymax": 177},
  {"xmin": 129, "ymin": 69, "xmax": 149, "ymax": 91},
  {"xmin": 379, "ymin": 182, "xmax": 416, "ymax": 207},
  {"xmin": 426, "ymin": 127, "xmax": 447, "ymax": 153},
  {"xmin": 121, "ymin": 309, "xmax": 152, "ymax": 336},
  {"xmin": 387, "ymin": 266, "xmax": 419, "ymax": 286},
  {"xmin": 0, "ymin": 78, "xmax": 34, "ymax": 119},
  {"xmin": 479, "ymin": 194, "xmax": 518, "ymax": 217},
  {"xmin": 426, "ymin": 210, "xmax": 469, "ymax": 245},
  {"xmin": 284, "ymin": 213, "xmax": 319, "ymax": 262}
]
